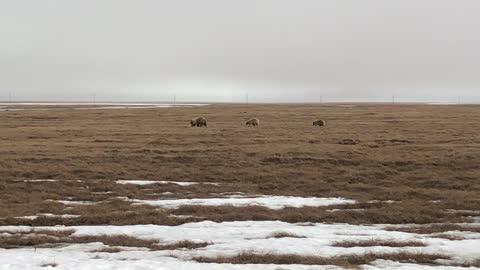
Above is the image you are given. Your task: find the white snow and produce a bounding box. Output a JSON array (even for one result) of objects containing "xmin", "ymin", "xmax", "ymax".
[
  {"xmin": 0, "ymin": 245, "xmax": 341, "ymax": 270},
  {"xmin": 116, "ymin": 180, "xmax": 219, "ymax": 186},
  {"xmin": 116, "ymin": 180, "xmax": 162, "ymax": 185},
  {"xmin": 91, "ymin": 191, "xmax": 114, "ymax": 195},
  {"xmin": 132, "ymin": 196, "xmax": 356, "ymax": 210},
  {"xmin": 368, "ymin": 200, "xmax": 399, "ymax": 204},
  {"xmin": 16, "ymin": 214, "xmax": 80, "ymax": 220},
  {"xmin": 20, "ymin": 179, "xmax": 83, "ymax": 183},
  {"xmin": 23, "ymin": 179, "xmax": 58, "ymax": 183},
  {"xmin": 0, "ymin": 221, "xmax": 479, "ymax": 270},
  {"xmin": 14, "ymin": 216, "xmax": 37, "ymax": 220},
  {"xmin": 364, "ymin": 260, "xmax": 475, "ymax": 269},
  {"xmin": 56, "ymin": 200, "xmax": 96, "ymax": 206}
]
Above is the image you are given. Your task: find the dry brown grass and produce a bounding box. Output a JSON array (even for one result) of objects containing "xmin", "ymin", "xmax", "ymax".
[
  {"xmin": 74, "ymin": 235, "xmax": 159, "ymax": 249},
  {"xmin": 40, "ymin": 263, "xmax": 58, "ymax": 268},
  {"xmin": 195, "ymin": 251, "xmax": 450, "ymax": 267},
  {"xmin": 266, "ymin": 232, "xmax": 306, "ymax": 239},
  {"xmin": 0, "ymin": 233, "xmax": 159, "ymax": 249},
  {"xmin": 92, "ymin": 247, "xmax": 123, "ymax": 253},
  {"xmin": 430, "ymin": 234, "xmax": 465, "ymax": 241},
  {"xmin": 470, "ymin": 259, "xmax": 480, "ymax": 267},
  {"xmin": 0, "ymin": 229, "xmax": 211, "ymax": 252},
  {"xmin": 170, "ymin": 203, "xmax": 467, "ymax": 225},
  {"xmin": 0, "ymin": 104, "xmax": 479, "ymax": 225},
  {"xmin": 152, "ymin": 240, "xmax": 210, "ymax": 250},
  {"xmin": 333, "ymin": 239, "xmax": 427, "ymax": 248},
  {"xmin": 385, "ymin": 224, "xmax": 480, "ymax": 234},
  {"xmin": 0, "ymin": 229, "xmax": 75, "ymax": 238}
]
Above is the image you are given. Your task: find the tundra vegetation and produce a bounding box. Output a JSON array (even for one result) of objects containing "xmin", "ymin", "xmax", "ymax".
[{"xmin": 0, "ymin": 103, "xmax": 479, "ymax": 268}]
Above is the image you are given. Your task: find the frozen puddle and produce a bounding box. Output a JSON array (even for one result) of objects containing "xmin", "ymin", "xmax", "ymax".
[
  {"xmin": 116, "ymin": 180, "xmax": 219, "ymax": 186},
  {"xmin": 0, "ymin": 221, "xmax": 479, "ymax": 270},
  {"xmin": 132, "ymin": 195, "xmax": 356, "ymax": 209}
]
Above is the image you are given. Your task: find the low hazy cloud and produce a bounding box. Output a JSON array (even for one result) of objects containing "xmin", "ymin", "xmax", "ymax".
[{"xmin": 1, "ymin": 0, "xmax": 479, "ymax": 103}]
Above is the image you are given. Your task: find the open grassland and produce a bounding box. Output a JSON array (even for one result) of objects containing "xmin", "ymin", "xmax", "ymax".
[
  {"xmin": 0, "ymin": 104, "xmax": 479, "ymax": 269},
  {"xmin": 0, "ymin": 104, "xmax": 479, "ymax": 225}
]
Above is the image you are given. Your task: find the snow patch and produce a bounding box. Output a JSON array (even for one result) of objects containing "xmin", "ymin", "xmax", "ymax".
[
  {"xmin": 56, "ymin": 200, "xmax": 96, "ymax": 206},
  {"xmin": 0, "ymin": 245, "xmax": 339, "ymax": 270},
  {"xmin": 23, "ymin": 179, "xmax": 58, "ymax": 183},
  {"xmin": 132, "ymin": 196, "xmax": 356, "ymax": 209},
  {"xmin": 116, "ymin": 180, "xmax": 219, "ymax": 186},
  {"xmin": 91, "ymin": 191, "xmax": 114, "ymax": 195},
  {"xmin": 16, "ymin": 214, "xmax": 80, "ymax": 220}
]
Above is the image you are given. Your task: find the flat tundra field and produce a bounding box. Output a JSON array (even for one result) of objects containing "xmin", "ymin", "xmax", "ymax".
[{"xmin": 0, "ymin": 104, "xmax": 479, "ymax": 269}]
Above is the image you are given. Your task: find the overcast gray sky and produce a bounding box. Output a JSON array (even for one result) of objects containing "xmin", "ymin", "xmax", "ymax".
[{"xmin": 1, "ymin": 0, "xmax": 479, "ymax": 103}]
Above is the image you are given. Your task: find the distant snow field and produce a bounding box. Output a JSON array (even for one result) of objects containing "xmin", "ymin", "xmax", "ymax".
[{"xmin": 0, "ymin": 102, "xmax": 209, "ymax": 111}]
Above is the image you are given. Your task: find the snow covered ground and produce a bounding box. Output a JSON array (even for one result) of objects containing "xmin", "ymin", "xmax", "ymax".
[
  {"xmin": 0, "ymin": 221, "xmax": 479, "ymax": 270},
  {"xmin": 0, "ymin": 247, "xmax": 341, "ymax": 270},
  {"xmin": 1, "ymin": 178, "xmax": 479, "ymax": 269}
]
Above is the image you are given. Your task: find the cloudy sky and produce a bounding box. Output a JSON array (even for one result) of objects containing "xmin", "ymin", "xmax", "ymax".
[{"xmin": 1, "ymin": 0, "xmax": 479, "ymax": 103}]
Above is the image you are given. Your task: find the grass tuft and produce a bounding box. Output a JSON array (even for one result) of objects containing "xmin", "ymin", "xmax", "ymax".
[
  {"xmin": 333, "ymin": 239, "xmax": 427, "ymax": 248},
  {"xmin": 195, "ymin": 251, "xmax": 450, "ymax": 267}
]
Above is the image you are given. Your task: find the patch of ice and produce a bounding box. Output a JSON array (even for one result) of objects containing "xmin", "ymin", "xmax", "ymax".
[{"xmin": 132, "ymin": 196, "xmax": 356, "ymax": 209}]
